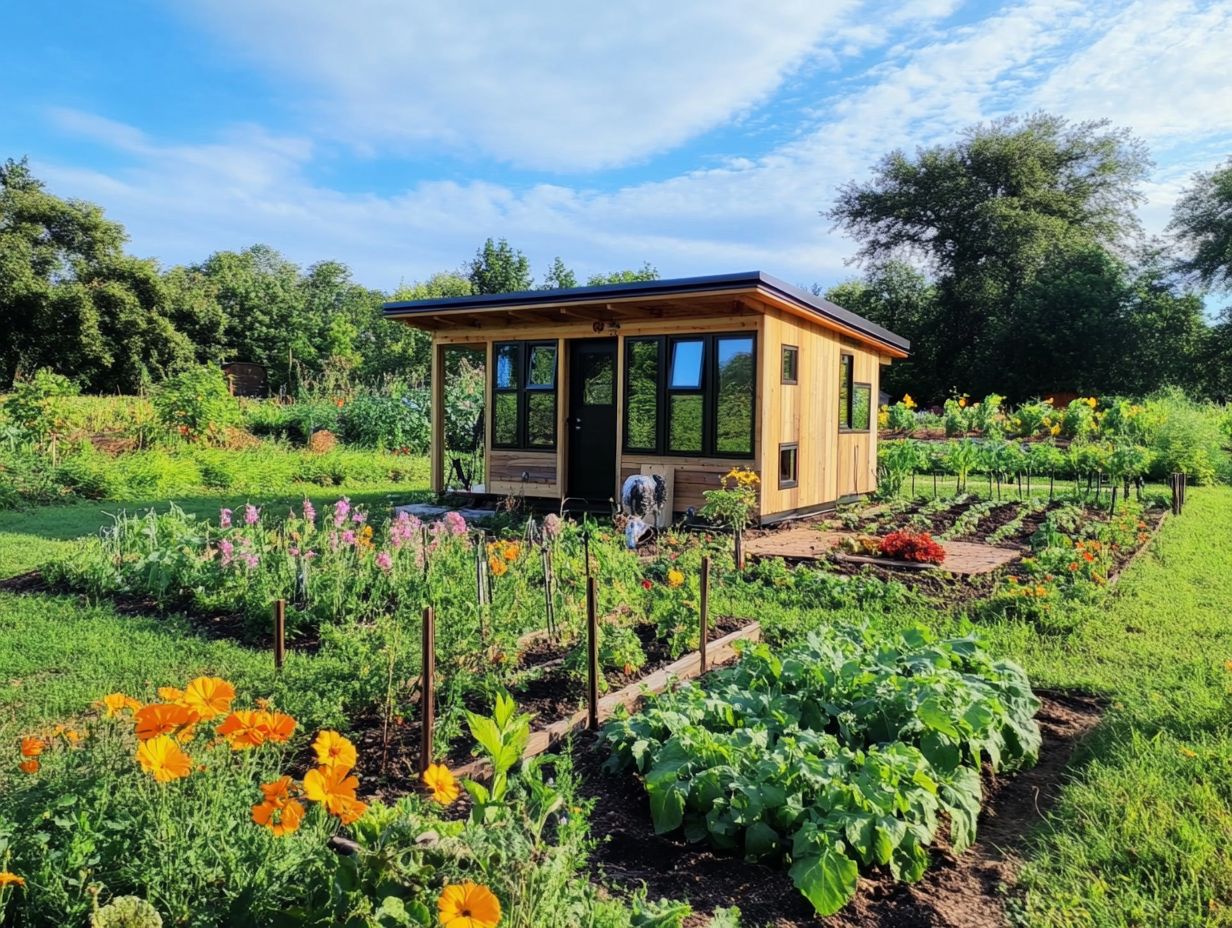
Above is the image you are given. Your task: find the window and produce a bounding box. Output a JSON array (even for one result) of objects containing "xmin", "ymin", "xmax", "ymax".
[
  {"xmin": 839, "ymin": 353, "xmax": 853, "ymax": 429},
  {"xmin": 622, "ymin": 333, "xmax": 755, "ymax": 458},
  {"xmin": 778, "ymin": 443, "xmax": 798, "ymax": 489},
  {"xmin": 851, "ymin": 383, "xmax": 872, "ymax": 432},
  {"xmin": 781, "ymin": 345, "xmax": 798, "ymax": 384},
  {"xmin": 492, "ymin": 341, "xmax": 558, "ymax": 449}
]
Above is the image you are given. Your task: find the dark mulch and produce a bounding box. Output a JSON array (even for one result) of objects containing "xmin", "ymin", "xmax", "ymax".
[
  {"xmin": 577, "ymin": 690, "xmax": 1105, "ymax": 927},
  {"xmin": 355, "ymin": 615, "xmax": 752, "ymax": 801}
]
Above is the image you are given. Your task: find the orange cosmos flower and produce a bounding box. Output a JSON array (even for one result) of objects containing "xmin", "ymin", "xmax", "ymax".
[
  {"xmin": 259, "ymin": 775, "xmax": 297, "ymax": 804},
  {"xmin": 19, "ymin": 759, "xmax": 39, "ymax": 775},
  {"xmin": 438, "ymin": 882, "xmax": 502, "ymax": 928},
  {"xmin": 97, "ymin": 692, "xmax": 142, "ymax": 718},
  {"xmin": 158, "ymin": 686, "xmax": 186, "ymax": 704},
  {"xmin": 0, "ymin": 872, "xmax": 25, "ymax": 887},
  {"xmin": 489, "ymin": 557, "xmax": 508, "ymax": 577},
  {"xmin": 312, "ymin": 730, "xmax": 357, "ymax": 771},
  {"xmin": 335, "ymin": 796, "xmax": 368, "ymax": 825},
  {"xmin": 216, "ymin": 710, "xmax": 295, "ymax": 750},
  {"xmin": 20, "ymin": 737, "xmax": 45, "ymax": 758},
  {"xmin": 252, "ymin": 797, "xmax": 305, "ymax": 836},
  {"xmin": 134, "ymin": 703, "xmax": 198, "ymax": 741},
  {"xmin": 422, "ymin": 763, "xmax": 459, "ymax": 805},
  {"xmin": 302, "ymin": 765, "xmax": 359, "ymax": 816},
  {"xmin": 262, "ymin": 712, "xmax": 297, "ymax": 743},
  {"xmin": 181, "ymin": 676, "xmax": 236, "ymax": 721},
  {"xmin": 135, "ymin": 734, "xmax": 193, "ymax": 783}
]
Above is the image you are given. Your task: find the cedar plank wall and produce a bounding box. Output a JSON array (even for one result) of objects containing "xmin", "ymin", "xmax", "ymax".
[{"xmin": 758, "ymin": 303, "xmax": 883, "ymax": 515}]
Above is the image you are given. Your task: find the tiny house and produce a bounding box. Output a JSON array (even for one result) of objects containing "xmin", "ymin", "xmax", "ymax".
[{"xmin": 382, "ymin": 272, "xmax": 909, "ymax": 524}]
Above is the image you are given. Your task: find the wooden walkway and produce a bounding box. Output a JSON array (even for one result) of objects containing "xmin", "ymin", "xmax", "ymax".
[{"xmin": 745, "ymin": 528, "xmax": 1019, "ymax": 576}]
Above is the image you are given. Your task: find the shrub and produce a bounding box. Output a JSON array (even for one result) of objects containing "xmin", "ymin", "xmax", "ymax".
[
  {"xmin": 338, "ymin": 390, "xmax": 429, "ymax": 451},
  {"xmin": 2, "ymin": 368, "xmax": 79, "ymax": 446},
  {"xmin": 879, "ymin": 530, "xmax": 946, "ymax": 564},
  {"xmin": 151, "ymin": 365, "xmax": 239, "ymax": 442}
]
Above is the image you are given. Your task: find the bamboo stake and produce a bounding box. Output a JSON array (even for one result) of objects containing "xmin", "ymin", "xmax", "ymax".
[
  {"xmin": 699, "ymin": 557, "xmax": 710, "ymax": 674},
  {"xmin": 273, "ymin": 599, "xmax": 286, "ymax": 672},
  {"xmin": 419, "ymin": 606, "xmax": 436, "ymax": 774},
  {"xmin": 586, "ymin": 577, "xmax": 599, "ymax": 731}
]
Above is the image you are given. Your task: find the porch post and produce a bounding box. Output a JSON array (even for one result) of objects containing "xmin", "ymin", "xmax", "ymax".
[{"xmin": 430, "ymin": 340, "xmax": 444, "ymax": 494}]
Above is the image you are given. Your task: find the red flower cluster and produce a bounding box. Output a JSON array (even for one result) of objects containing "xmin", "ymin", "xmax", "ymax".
[{"xmin": 879, "ymin": 530, "xmax": 946, "ymax": 565}]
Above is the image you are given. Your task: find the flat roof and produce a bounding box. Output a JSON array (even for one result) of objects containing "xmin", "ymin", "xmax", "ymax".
[{"xmin": 382, "ymin": 270, "xmax": 910, "ymax": 354}]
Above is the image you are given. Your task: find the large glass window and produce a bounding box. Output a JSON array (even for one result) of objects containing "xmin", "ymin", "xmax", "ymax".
[
  {"xmin": 838, "ymin": 351, "xmax": 871, "ymax": 432},
  {"xmin": 622, "ymin": 333, "xmax": 756, "ymax": 458},
  {"xmin": 492, "ymin": 341, "xmax": 558, "ymax": 450}
]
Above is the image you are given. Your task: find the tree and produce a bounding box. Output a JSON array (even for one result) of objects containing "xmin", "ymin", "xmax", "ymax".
[
  {"xmin": 1169, "ymin": 156, "xmax": 1232, "ymax": 292},
  {"xmin": 539, "ymin": 257, "xmax": 577, "ymax": 290},
  {"xmin": 824, "ymin": 262, "xmax": 939, "ymax": 399},
  {"xmin": 826, "ymin": 113, "xmax": 1151, "ymax": 400},
  {"xmin": 0, "ymin": 158, "xmax": 193, "ymax": 391},
  {"xmin": 467, "ymin": 238, "xmax": 532, "ymax": 294},
  {"xmin": 587, "ymin": 263, "xmax": 659, "ymax": 286},
  {"xmin": 364, "ymin": 272, "xmax": 473, "ymax": 382}
]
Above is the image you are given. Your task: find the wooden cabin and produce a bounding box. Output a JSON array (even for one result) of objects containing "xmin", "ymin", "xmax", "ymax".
[{"xmin": 382, "ymin": 272, "xmax": 909, "ymax": 524}]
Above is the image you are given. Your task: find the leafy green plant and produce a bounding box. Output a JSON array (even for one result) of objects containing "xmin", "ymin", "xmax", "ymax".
[{"xmin": 151, "ymin": 365, "xmax": 238, "ymax": 441}]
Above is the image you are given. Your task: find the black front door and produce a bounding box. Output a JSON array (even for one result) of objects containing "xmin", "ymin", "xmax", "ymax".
[{"xmin": 567, "ymin": 339, "xmax": 617, "ymax": 501}]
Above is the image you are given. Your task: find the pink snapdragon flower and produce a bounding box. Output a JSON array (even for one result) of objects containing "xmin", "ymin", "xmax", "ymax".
[
  {"xmin": 341, "ymin": 530, "xmax": 356, "ymax": 545},
  {"xmin": 443, "ymin": 511, "xmax": 467, "ymax": 536},
  {"xmin": 240, "ymin": 552, "xmax": 260, "ymax": 570},
  {"xmin": 219, "ymin": 508, "xmax": 233, "ymax": 529},
  {"xmin": 219, "ymin": 539, "xmax": 234, "ymax": 566},
  {"xmin": 389, "ymin": 512, "xmax": 421, "ymax": 549},
  {"xmin": 244, "ymin": 504, "xmax": 261, "ymax": 526},
  {"xmin": 302, "ymin": 498, "xmax": 316, "ymax": 523},
  {"xmin": 352, "ymin": 509, "xmax": 367, "ymax": 525},
  {"xmin": 375, "ymin": 550, "xmax": 393, "ymax": 572},
  {"xmin": 333, "ymin": 498, "xmax": 351, "ymax": 527}
]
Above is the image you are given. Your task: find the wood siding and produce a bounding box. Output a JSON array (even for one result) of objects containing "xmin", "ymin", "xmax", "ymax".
[{"xmin": 488, "ymin": 449, "xmax": 558, "ymax": 498}]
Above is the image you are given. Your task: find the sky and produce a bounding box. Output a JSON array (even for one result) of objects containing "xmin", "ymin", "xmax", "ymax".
[{"xmin": 4, "ymin": 0, "xmax": 1231, "ymax": 294}]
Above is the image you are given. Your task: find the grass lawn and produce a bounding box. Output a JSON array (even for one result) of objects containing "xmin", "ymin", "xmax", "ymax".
[{"xmin": 0, "ymin": 481, "xmax": 1229, "ymax": 926}]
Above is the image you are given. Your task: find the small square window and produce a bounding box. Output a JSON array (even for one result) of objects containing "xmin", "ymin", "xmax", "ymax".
[
  {"xmin": 779, "ymin": 443, "xmax": 798, "ymax": 489},
  {"xmin": 781, "ymin": 345, "xmax": 798, "ymax": 384}
]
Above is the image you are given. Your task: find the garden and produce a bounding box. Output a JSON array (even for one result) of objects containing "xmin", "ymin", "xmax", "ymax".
[{"xmin": 2, "ymin": 382, "xmax": 1232, "ymax": 928}]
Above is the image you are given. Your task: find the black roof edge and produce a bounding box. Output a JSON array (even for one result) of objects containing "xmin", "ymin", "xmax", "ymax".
[{"xmin": 382, "ymin": 270, "xmax": 909, "ymax": 353}]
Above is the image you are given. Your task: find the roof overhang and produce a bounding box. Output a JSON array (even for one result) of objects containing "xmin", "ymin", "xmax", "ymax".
[{"xmin": 382, "ymin": 271, "xmax": 909, "ymax": 358}]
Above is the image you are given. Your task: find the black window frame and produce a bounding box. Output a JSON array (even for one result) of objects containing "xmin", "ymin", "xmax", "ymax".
[
  {"xmin": 778, "ymin": 442, "xmax": 799, "ymax": 489},
  {"xmin": 781, "ymin": 344, "xmax": 799, "ymax": 385},
  {"xmin": 621, "ymin": 332, "xmax": 756, "ymax": 459},
  {"xmin": 491, "ymin": 340, "xmax": 558, "ymax": 451},
  {"xmin": 839, "ymin": 352, "xmax": 855, "ymax": 431},
  {"xmin": 850, "ymin": 382, "xmax": 872, "ymax": 433}
]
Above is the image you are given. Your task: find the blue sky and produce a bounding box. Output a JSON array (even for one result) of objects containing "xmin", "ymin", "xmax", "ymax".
[{"xmin": 4, "ymin": 0, "xmax": 1231, "ymax": 293}]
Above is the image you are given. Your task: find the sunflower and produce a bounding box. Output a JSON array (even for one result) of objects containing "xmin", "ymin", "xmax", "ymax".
[
  {"xmin": 136, "ymin": 734, "xmax": 193, "ymax": 783},
  {"xmin": 135, "ymin": 703, "xmax": 198, "ymax": 741},
  {"xmin": 422, "ymin": 762, "xmax": 459, "ymax": 805},
  {"xmin": 303, "ymin": 765, "xmax": 360, "ymax": 817},
  {"xmin": 438, "ymin": 882, "xmax": 502, "ymax": 928},
  {"xmin": 312, "ymin": 730, "xmax": 357, "ymax": 770},
  {"xmin": 181, "ymin": 676, "xmax": 236, "ymax": 721}
]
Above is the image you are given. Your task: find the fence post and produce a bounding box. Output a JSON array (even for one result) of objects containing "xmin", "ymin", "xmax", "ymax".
[
  {"xmin": 419, "ymin": 606, "xmax": 435, "ymax": 774},
  {"xmin": 1171, "ymin": 473, "xmax": 1181, "ymax": 516},
  {"xmin": 699, "ymin": 556, "xmax": 710, "ymax": 674},
  {"xmin": 273, "ymin": 599, "xmax": 286, "ymax": 672},
  {"xmin": 586, "ymin": 577, "xmax": 599, "ymax": 731}
]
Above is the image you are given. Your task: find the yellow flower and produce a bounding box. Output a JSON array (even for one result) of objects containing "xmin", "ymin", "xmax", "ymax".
[
  {"xmin": 0, "ymin": 872, "xmax": 24, "ymax": 888},
  {"xmin": 958, "ymin": 396, "xmax": 968, "ymax": 408},
  {"xmin": 438, "ymin": 882, "xmax": 502, "ymax": 928},
  {"xmin": 136, "ymin": 734, "xmax": 193, "ymax": 783},
  {"xmin": 502, "ymin": 541, "xmax": 521, "ymax": 562},
  {"xmin": 181, "ymin": 676, "xmax": 236, "ymax": 721},
  {"xmin": 1180, "ymin": 747, "xmax": 1197, "ymax": 759},
  {"xmin": 97, "ymin": 692, "xmax": 142, "ymax": 718},
  {"xmin": 902, "ymin": 393, "xmax": 916, "ymax": 409},
  {"xmin": 158, "ymin": 686, "xmax": 186, "ymax": 704},
  {"xmin": 422, "ymin": 762, "xmax": 460, "ymax": 805},
  {"xmin": 489, "ymin": 557, "xmax": 508, "ymax": 577},
  {"xmin": 666, "ymin": 569, "xmax": 685, "ymax": 589},
  {"xmin": 312, "ymin": 730, "xmax": 357, "ymax": 771},
  {"xmin": 303, "ymin": 765, "xmax": 360, "ymax": 818}
]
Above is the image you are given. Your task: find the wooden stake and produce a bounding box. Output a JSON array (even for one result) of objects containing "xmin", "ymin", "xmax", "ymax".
[
  {"xmin": 419, "ymin": 606, "xmax": 436, "ymax": 774},
  {"xmin": 699, "ymin": 556, "xmax": 710, "ymax": 674},
  {"xmin": 586, "ymin": 577, "xmax": 599, "ymax": 731},
  {"xmin": 273, "ymin": 599, "xmax": 286, "ymax": 672},
  {"xmin": 734, "ymin": 529, "xmax": 745, "ymax": 573}
]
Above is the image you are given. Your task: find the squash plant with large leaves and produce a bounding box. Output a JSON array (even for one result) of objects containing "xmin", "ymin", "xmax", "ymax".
[{"xmin": 602, "ymin": 623, "xmax": 1041, "ymax": 916}]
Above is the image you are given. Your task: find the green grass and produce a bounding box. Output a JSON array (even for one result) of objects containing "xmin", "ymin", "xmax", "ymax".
[{"xmin": 1, "ymin": 473, "xmax": 1231, "ymax": 926}]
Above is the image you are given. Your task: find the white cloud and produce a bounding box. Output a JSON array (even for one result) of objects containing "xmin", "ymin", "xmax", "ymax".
[
  {"xmin": 183, "ymin": 0, "xmax": 862, "ymax": 171},
  {"xmin": 31, "ymin": 0, "xmax": 1232, "ymax": 294}
]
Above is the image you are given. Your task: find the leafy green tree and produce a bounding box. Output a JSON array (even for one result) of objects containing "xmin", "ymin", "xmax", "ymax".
[
  {"xmin": 467, "ymin": 238, "xmax": 532, "ymax": 294},
  {"xmin": 0, "ymin": 158, "xmax": 193, "ymax": 391},
  {"xmin": 539, "ymin": 257, "xmax": 578, "ymax": 290},
  {"xmin": 587, "ymin": 263, "xmax": 659, "ymax": 286},
  {"xmin": 826, "ymin": 113, "xmax": 1151, "ymax": 399},
  {"xmin": 1169, "ymin": 156, "xmax": 1232, "ymax": 292},
  {"xmin": 365, "ymin": 272, "xmax": 473, "ymax": 383},
  {"xmin": 1119, "ymin": 249, "xmax": 1210, "ymax": 395}
]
